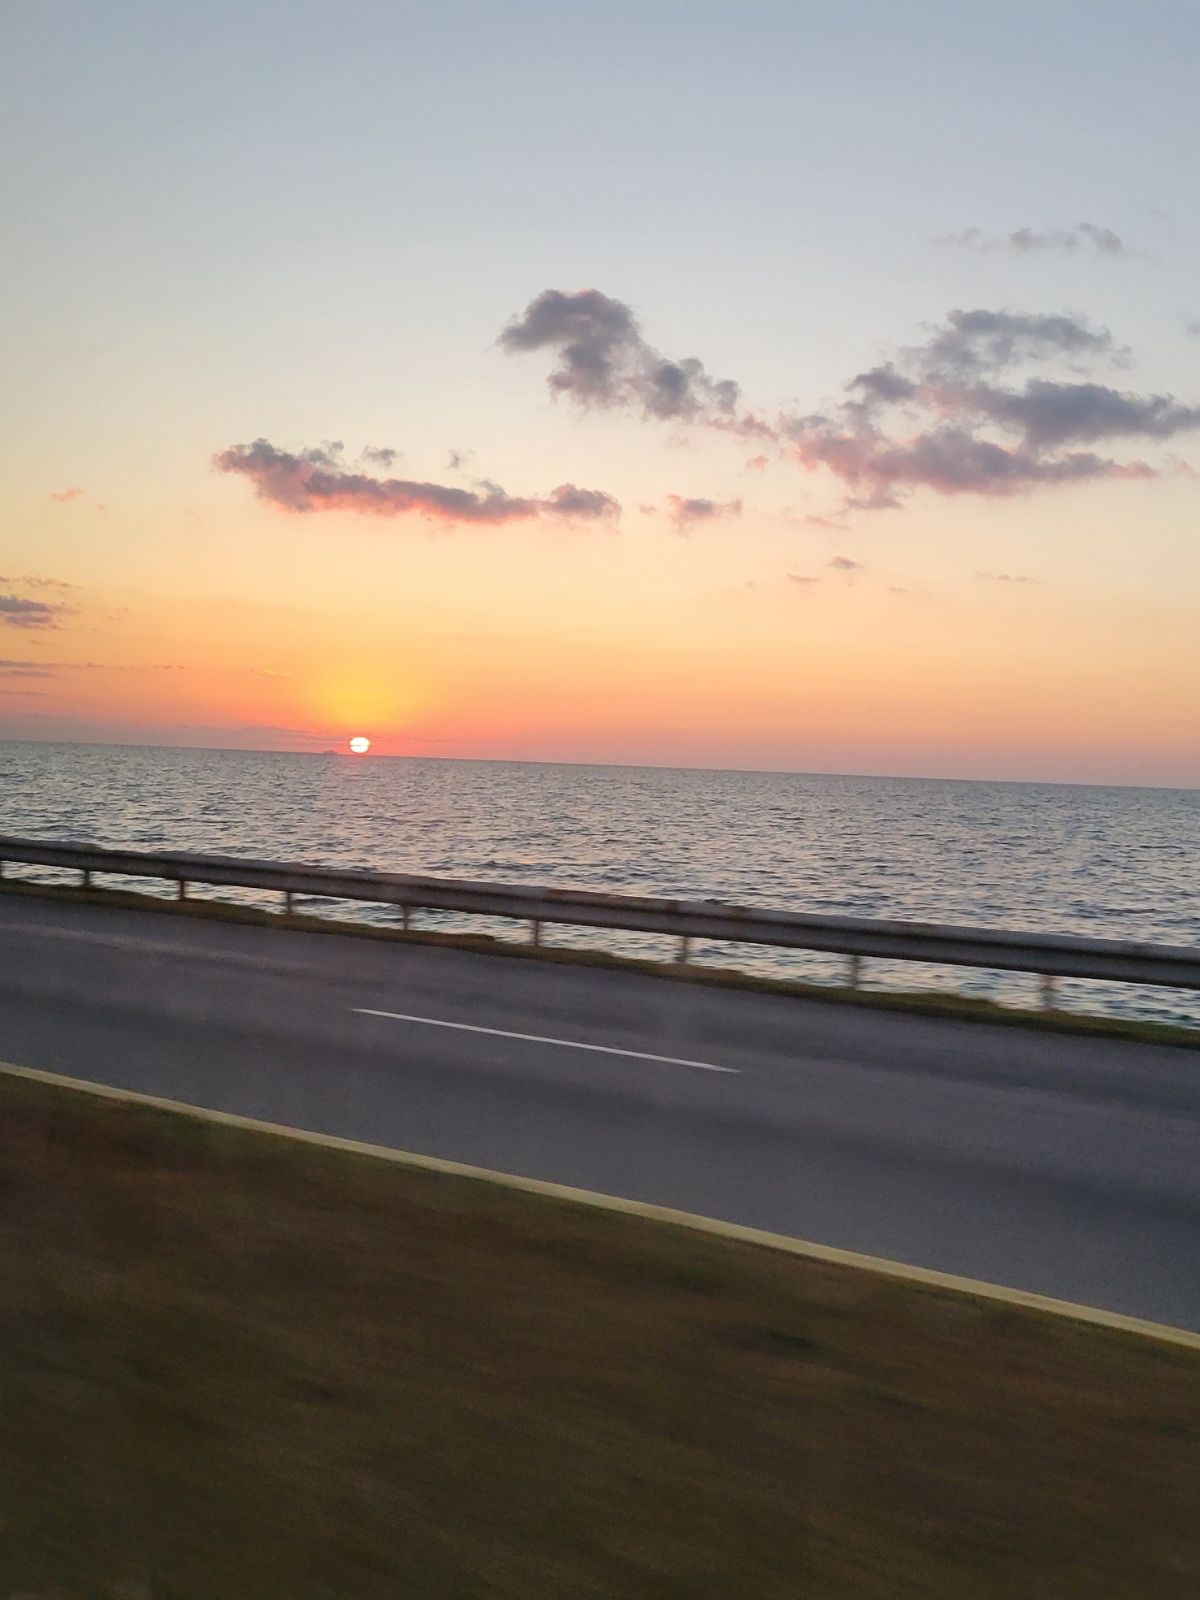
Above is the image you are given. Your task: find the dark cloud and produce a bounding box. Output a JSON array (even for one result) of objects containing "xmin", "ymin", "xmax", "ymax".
[
  {"xmin": 962, "ymin": 379, "xmax": 1200, "ymax": 449},
  {"xmin": 946, "ymin": 222, "xmax": 1126, "ymax": 256},
  {"xmin": 0, "ymin": 658, "xmax": 54, "ymax": 677},
  {"xmin": 0, "ymin": 594, "xmax": 63, "ymax": 629},
  {"xmin": 847, "ymin": 364, "xmax": 917, "ymax": 405},
  {"xmin": 664, "ymin": 494, "xmax": 743, "ymax": 527},
  {"xmin": 500, "ymin": 289, "xmax": 741, "ymax": 422},
  {"xmin": 789, "ymin": 424, "xmax": 1150, "ymax": 501},
  {"xmin": 917, "ymin": 308, "xmax": 1118, "ymax": 380},
  {"xmin": 499, "ymin": 287, "xmax": 1195, "ymax": 508},
  {"xmin": 783, "ymin": 306, "xmax": 1185, "ymax": 503},
  {"xmin": 544, "ymin": 483, "xmax": 621, "ymax": 519},
  {"xmin": 359, "ymin": 445, "xmax": 399, "ymax": 468},
  {"xmin": 214, "ymin": 439, "xmax": 619, "ymax": 524},
  {"xmin": 829, "ymin": 555, "xmax": 863, "ymax": 571}
]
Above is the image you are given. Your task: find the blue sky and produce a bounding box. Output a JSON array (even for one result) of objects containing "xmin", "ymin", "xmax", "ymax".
[{"xmin": 6, "ymin": 0, "xmax": 1198, "ymax": 424}]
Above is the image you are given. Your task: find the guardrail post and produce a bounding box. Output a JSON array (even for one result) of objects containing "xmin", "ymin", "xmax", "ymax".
[
  {"xmin": 400, "ymin": 904, "xmax": 410, "ymax": 932},
  {"xmin": 848, "ymin": 954, "xmax": 863, "ymax": 990},
  {"xmin": 177, "ymin": 879, "xmax": 188, "ymax": 902},
  {"xmin": 81, "ymin": 869, "xmax": 92, "ymax": 890},
  {"xmin": 1040, "ymin": 974, "xmax": 1057, "ymax": 1010},
  {"xmin": 530, "ymin": 919, "xmax": 541, "ymax": 947},
  {"xmin": 677, "ymin": 935, "xmax": 693, "ymax": 964},
  {"xmin": 283, "ymin": 890, "xmax": 294, "ymax": 916}
]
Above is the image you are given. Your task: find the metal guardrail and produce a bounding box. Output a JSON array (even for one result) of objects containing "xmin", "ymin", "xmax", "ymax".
[{"xmin": 1, "ymin": 835, "xmax": 1198, "ymax": 1005}]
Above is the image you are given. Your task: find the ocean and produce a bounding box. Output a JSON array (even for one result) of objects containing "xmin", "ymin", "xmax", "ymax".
[{"xmin": 2, "ymin": 741, "xmax": 1198, "ymax": 1027}]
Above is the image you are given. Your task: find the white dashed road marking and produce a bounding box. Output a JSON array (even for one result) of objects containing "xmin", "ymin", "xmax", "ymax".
[{"xmin": 351, "ymin": 1008, "xmax": 740, "ymax": 1073}]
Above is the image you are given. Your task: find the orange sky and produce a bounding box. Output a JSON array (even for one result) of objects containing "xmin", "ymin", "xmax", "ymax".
[
  {"xmin": 3, "ymin": 462, "xmax": 1197, "ymax": 783},
  {"xmin": 3, "ymin": 5, "xmax": 1198, "ymax": 785}
]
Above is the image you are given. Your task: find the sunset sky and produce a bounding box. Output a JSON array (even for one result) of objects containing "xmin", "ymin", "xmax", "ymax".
[{"xmin": 2, "ymin": 0, "xmax": 1198, "ymax": 784}]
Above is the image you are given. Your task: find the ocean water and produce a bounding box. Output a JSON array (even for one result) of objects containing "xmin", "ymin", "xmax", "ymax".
[{"xmin": 2, "ymin": 741, "xmax": 1198, "ymax": 1027}]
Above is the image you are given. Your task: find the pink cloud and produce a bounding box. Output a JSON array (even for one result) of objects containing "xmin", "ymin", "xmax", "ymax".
[
  {"xmin": 664, "ymin": 494, "xmax": 743, "ymax": 529},
  {"xmin": 215, "ymin": 439, "xmax": 620, "ymax": 525},
  {"xmin": 0, "ymin": 594, "xmax": 66, "ymax": 630}
]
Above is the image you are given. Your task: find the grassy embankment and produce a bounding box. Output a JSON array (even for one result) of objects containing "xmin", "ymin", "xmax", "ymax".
[
  {"xmin": 4, "ymin": 876, "xmax": 1199, "ymax": 1049},
  {"xmin": 1, "ymin": 1067, "xmax": 1197, "ymax": 1599}
]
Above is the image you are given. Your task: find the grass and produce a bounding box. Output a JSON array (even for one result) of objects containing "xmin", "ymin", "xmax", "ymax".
[
  {"xmin": 1, "ymin": 1070, "xmax": 1197, "ymax": 1599},
  {"xmin": 4, "ymin": 877, "xmax": 1200, "ymax": 1050}
]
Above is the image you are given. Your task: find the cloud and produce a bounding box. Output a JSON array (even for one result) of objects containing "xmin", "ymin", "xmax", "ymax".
[
  {"xmin": 0, "ymin": 658, "xmax": 54, "ymax": 677},
  {"xmin": 499, "ymin": 288, "xmax": 741, "ymax": 423},
  {"xmin": 787, "ymin": 573, "xmax": 819, "ymax": 586},
  {"xmin": 1075, "ymin": 223, "xmax": 1126, "ymax": 255},
  {"xmin": 795, "ymin": 512, "xmax": 848, "ymax": 530},
  {"xmin": 544, "ymin": 483, "xmax": 622, "ymax": 518},
  {"xmin": 782, "ymin": 306, "xmax": 1186, "ymax": 504},
  {"xmin": 952, "ymin": 378, "xmax": 1200, "ymax": 450},
  {"xmin": 946, "ymin": 222, "xmax": 1127, "ymax": 256},
  {"xmin": 49, "ymin": 487, "xmax": 85, "ymax": 502},
  {"xmin": 0, "ymin": 594, "xmax": 64, "ymax": 629},
  {"xmin": 709, "ymin": 411, "xmax": 778, "ymax": 440},
  {"xmin": 829, "ymin": 555, "xmax": 863, "ymax": 571},
  {"xmin": 16, "ymin": 574, "xmax": 78, "ymax": 593},
  {"xmin": 499, "ymin": 287, "xmax": 1197, "ymax": 508},
  {"xmin": 0, "ymin": 657, "xmax": 184, "ymax": 678},
  {"xmin": 664, "ymin": 494, "xmax": 743, "ymax": 528},
  {"xmin": 746, "ymin": 454, "xmax": 770, "ymax": 472},
  {"xmin": 1186, "ymin": 319, "xmax": 1200, "ymax": 337},
  {"xmin": 789, "ymin": 426, "xmax": 1152, "ymax": 502},
  {"xmin": 214, "ymin": 439, "xmax": 619, "ymax": 524},
  {"xmin": 913, "ymin": 308, "xmax": 1119, "ymax": 381},
  {"xmin": 977, "ymin": 570, "xmax": 1036, "ymax": 584},
  {"xmin": 359, "ymin": 445, "xmax": 399, "ymax": 468},
  {"xmin": 847, "ymin": 363, "xmax": 918, "ymax": 405}
]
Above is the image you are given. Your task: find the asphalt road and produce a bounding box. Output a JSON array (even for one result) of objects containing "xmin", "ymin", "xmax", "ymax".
[{"xmin": 1, "ymin": 892, "xmax": 1198, "ymax": 1328}]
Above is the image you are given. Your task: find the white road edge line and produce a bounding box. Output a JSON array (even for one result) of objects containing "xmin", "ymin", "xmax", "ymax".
[{"xmin": 351, "ymin": 1008, "xmax": 740, "ymax": 1074}]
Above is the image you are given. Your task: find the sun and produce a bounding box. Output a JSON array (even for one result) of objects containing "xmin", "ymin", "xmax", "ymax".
[{"xmin": 348, "ymin": 735, "xmax": 371, "ymax": 755}]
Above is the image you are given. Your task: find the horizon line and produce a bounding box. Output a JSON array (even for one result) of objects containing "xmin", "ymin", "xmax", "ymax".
[{"xmin": 1, "ymin": 733, "xmax": 1195, "ymax": 795}]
